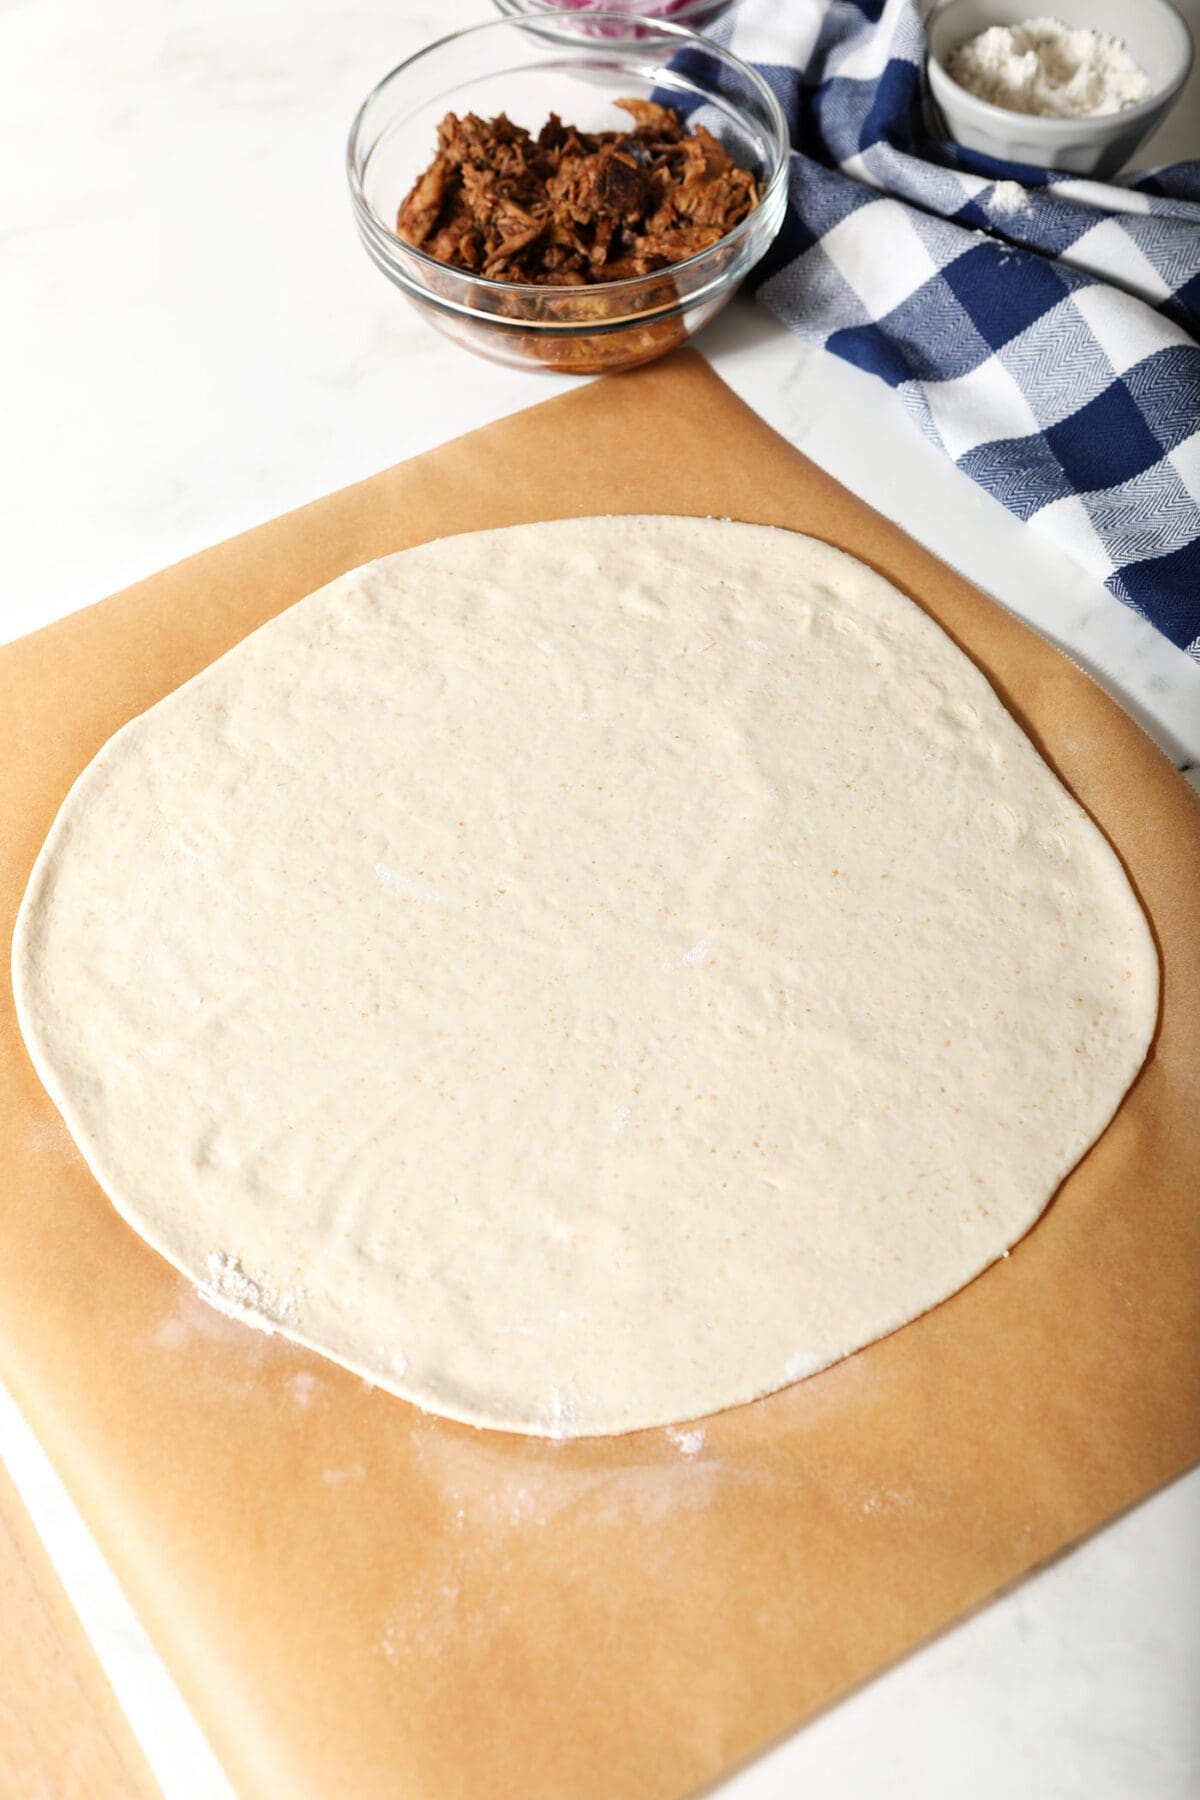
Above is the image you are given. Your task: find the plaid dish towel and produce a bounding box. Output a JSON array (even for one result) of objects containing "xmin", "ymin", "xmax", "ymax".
[{"xmin": 700, "ymin": 0, "xmax": 1200, "ymax": 656}]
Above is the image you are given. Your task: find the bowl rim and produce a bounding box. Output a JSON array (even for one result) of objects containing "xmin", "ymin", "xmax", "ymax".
[
  {"xmin": 493, "ymin": 0, "xmax": 731, "ymax": 15},
  {"xmin": 345, "ymin": 9, "xmax": 791, "ymax": 305},
  {"xmin": 925, "ymin": 0, "xmax": 1194, "ymax": 137}
]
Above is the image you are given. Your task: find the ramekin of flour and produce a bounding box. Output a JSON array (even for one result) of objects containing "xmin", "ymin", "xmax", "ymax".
[{"xmin": 926, "ymin": 0, "xmax": 1193, "ymax": 176}]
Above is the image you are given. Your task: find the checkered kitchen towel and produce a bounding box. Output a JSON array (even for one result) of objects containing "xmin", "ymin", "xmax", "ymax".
[{"xmin": 696, "ymin": 0, "xmax": 1200, "ymax": 655}]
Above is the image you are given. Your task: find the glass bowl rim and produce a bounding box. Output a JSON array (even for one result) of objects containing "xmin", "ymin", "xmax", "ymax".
[
  {"xmin": 495, "ymin": 0, "xmax": 734, "ymax": 15},
  {"xmin": 345, "ymin": 10, "xmax": 791, "ymax": 306}
]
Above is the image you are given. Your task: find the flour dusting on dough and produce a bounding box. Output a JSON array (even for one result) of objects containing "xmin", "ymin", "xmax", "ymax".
[
  {"xmin": 198, "ymin": 1252, "xmax": 302, "ymax": 1332},
  {"xmin": 373, "ymin": 863, "xmax": 450, "ymax": 905},
  {"xmin": 539, "ymin": 1387, "xmax": 578, "ymax": 1441}
]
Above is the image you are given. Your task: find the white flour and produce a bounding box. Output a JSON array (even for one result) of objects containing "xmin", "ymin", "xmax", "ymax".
[
  {"xmin": 947, "ymin": 18, "xmax": 1152, "ymax": 118},
  {"xmin": 990, "ymin": 179, "xmax": 1032, "ymax": 217},
  {"xmin": 198, "ymin": 1251, "xmax": 302, "ymax": 1332},
  {"xmin": 665, "ymin": 1426, "xmax": 706, "ymax": 1457}
]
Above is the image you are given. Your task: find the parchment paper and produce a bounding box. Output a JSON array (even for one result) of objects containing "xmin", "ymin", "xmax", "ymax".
[{"xmin": 1, "ymin": 352, "xmax": 1197, "ymax": 1800}]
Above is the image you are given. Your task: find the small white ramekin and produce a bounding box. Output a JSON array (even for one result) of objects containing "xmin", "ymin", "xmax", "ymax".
[{"xmin": 926, "ymin": 0, "xmax": 1193, "ymax": 177}]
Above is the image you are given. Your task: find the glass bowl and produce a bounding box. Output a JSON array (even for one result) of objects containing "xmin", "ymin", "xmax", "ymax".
[
  {"xmin": 345, "ymin": 13, "xmax": 789, "ymax": 375},
  {"xmin": 492, "ymin": 0, "xmax": 738, "ymax": 36}
]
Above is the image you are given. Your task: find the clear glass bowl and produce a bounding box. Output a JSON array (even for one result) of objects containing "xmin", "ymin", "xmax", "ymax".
[
  {"xmin": 492, "ymin": 0, "xmax": 738, "ymax": 37},
  {"xmin": 345, "ymin": 13, "xmax": 789, "ymax": 375}
]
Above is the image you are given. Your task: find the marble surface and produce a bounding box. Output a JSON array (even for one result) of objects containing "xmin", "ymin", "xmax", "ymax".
[{"xmin": 1, "ymin": 1, "xmax": 1198, "ymax": 1796}]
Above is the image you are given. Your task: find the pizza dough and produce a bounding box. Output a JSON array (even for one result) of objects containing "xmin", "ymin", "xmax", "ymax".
[{"xmin": 13, "ymin": 517, "xmax": 1157, "ymax": 1437}]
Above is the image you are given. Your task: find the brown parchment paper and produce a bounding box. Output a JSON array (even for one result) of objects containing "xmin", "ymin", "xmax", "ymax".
[{"xmin": 1, "ymin": 352, "xmax": 1198, "ymax": 1800}]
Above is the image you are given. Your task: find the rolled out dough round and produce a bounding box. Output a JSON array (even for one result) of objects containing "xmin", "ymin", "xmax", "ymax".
[{"xmin": 13, "ymin": 517, "xmax": 1157, "ymax": 1436}]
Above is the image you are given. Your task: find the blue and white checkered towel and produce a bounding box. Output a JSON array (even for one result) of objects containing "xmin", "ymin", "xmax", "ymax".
[{"xmin": 699, "ymin": 0, "xmax": 1200, "ymax": 656}]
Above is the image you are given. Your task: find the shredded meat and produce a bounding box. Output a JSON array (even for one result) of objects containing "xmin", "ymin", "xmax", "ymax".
[{"xmin": 396, "ymin": 99, "xmax": 759, "ymax": 284}]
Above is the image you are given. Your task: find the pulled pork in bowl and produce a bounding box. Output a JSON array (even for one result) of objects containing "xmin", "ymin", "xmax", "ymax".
[{"xmin": 347, "ymin": 14, "xmax": 789, "ymax": 373}]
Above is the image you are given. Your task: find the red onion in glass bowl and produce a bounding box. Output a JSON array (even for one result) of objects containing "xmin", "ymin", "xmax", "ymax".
[{"xmin": 492, "ymin": 0, "xmax": 737, "ymax": 38}]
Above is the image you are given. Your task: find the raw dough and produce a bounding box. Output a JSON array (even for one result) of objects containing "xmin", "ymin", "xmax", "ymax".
[{"xmin": 13, "ymin": 518, "xmax": 1157, "ymax": 1436}]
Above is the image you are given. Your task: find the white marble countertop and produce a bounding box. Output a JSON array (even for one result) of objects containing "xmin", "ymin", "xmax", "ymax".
[{"xmin": 2, "ymin": 2, "xmax": 1198, "ymax": 1796}]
